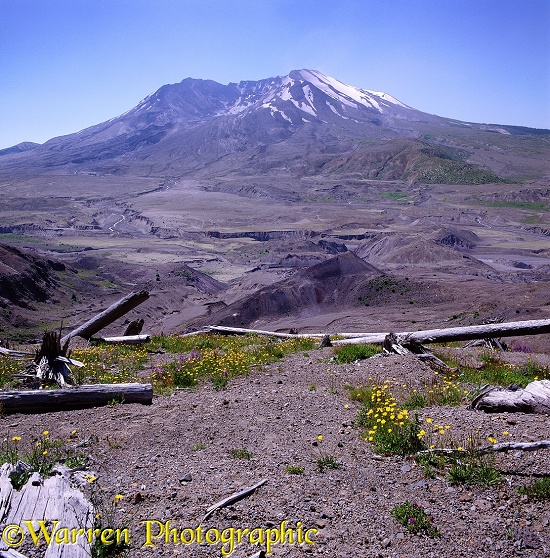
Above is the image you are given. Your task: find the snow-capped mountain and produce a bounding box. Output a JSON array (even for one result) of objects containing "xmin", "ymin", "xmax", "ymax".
[{"xmin": 1, "ymin": 70, "xmax": 547, "ymax": 182}]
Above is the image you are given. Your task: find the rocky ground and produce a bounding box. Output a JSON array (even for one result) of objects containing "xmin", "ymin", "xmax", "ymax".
[{"xmin": 1, "ymin": 347, "xmax": 549, "ymax": 558}]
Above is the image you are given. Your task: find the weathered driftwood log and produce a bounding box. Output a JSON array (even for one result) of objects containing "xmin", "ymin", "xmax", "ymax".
[
  {"xmin": 416, "ymin": 440, "xmax": 550, "ymax": 456},
  {"xmin": 25, "ymin": 330, "xmax": 77, "ymax": 387},
  {"xmin": 382, "ymin": 333, "xmax": 452, "ymax": 371},
  {"xmin": 471, "ymin": 380, "xmax": 550, "ymax": 414},
  {"xmin": 0, "ymin": 463, "xmax": 93, "ymax": 558},
  {"xmin": 203, "ymin": 479, "xmax": 267, "ymax": 521},
  {"xmin": 60, "ymin": 290, "xmax": 149, "ymax": 344},
  {"xmin": 0, "ymin": 346, "xmax": 34, "ymax": 357},
  {"xmin": 94, "ymin": 334, "xmax": 151, "ymax": 345},
  {"xmin": 332, "ymin": 318, "xmax": 550, "ymax": 346},
  {"xmin": 0, "ymin": 383, "xmax": 153, "ymax": 414},
  {"xmin": 207, "ymin": 325, "xmax": 322, "ymax": 338}
]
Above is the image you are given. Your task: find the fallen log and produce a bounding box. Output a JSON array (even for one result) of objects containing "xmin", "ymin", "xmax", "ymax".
[
  {"xmin": 416, "ymin": 440, "xmax": 550, "ymax": 456},
  {"xmin": 0, "ymin": 346, "xmax": 34, "ymax": 357},
  {"xmin": 0, "ymin": 463, "xmax": 93, "ymax": 558},
  {"xmin": 471, "ymin": 380, "xmax": 550, "ymax": 414},
  {"xmin": 94, "ymin": 334, "xmax": 151, "ymax": 345},
  {"xmin": 60, "ymin": 290, "xmax": 149, "ymax": 344},
  {"xmin": 332, "ymin": 318, "xmax": 550, "ymax": 346},
  {"xmin": 0, "ymin": 383, "xmax": 153, "ymax": 414},
  {"xmin": 203, "ymin": 479, "xmax": 267, "ymax": 521},
  {"xmin": 207, "ymin": 325, "xmax": 322, "ymax": 338},
  {"xmin": 382, "ymin": 333, "xmax": 452, "ymax": 372}
]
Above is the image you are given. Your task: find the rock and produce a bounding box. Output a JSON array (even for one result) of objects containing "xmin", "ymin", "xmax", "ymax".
[
  {"xmin": 401, "ymin": 464, "xmax": 412, "ymax": 473},
  {"xmin": 381, "ymin": 538, "xmax": 391, "ymax": 548},
  {"xmin": 179, "ymin": 473, "xmax": 192, "ymax": 483},
  {"xmin": 473, "ymin": 499, "xmax": 492, "ymax": 512},
  {"xmin": 133, "ymin": 492, "xmax": 144, "ymax": 504}
]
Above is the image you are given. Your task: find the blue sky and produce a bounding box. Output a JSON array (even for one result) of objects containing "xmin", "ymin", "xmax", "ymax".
[{"xmin": 1, "ymin": 0, "xmax": 549, "ymax": 149}]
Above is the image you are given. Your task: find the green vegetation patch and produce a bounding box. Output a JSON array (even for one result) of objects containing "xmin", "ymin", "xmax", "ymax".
[
  {"xmin": 473, "ymin": 199, "xmax": 548, "ymax": 211},
  {"xmin": 434, "ymin": 351, "xmax": 550, "ymax": 389},
  {"xmin": 418, "ymin": 160, "xmax": 505, "ymax": 185},
  {"xmin": 379, "ymin": 191, "xmax": 408, "ymax": 201},
  {"xmin": 518, "ymin": 477, "xmax": 550, "ymax": 501},
  {"xmin": 391, "ymin": 501, "xmax": 440, "ymax": 537},
  {"xmin": 332, "ymin": 343, "xmax": 381, "ymax": 364}
]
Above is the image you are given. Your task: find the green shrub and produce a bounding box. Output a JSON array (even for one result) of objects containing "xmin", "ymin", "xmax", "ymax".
[
  {"xmin": 518, "ymin": 477, "xmax": 550, "ymax": 501},
  {"xmin": 391, "ymin": 501, "xmax": 440, "ymax": 537}
]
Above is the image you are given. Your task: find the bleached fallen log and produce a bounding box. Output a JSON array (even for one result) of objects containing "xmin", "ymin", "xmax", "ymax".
[
  {"xmin": 332, "ymin": 318, "xmax": 550, "ymax": 346},
  {"xmin": 207, "ymin": 325, "xmax": 322, "ymax": 338},
  {"xmin": 203, "ymin": 479, "xmax": 267, "ymax": 521},
  {"xmin": 0, "ymin": 464, "xmax": 93, "ymax": 558},
  {"xmin": 0, "ymin": 346, "xmax": 33, "ymax": 357},
  {"xmin": 481, "ymin": 440, "xmax": 550, "ymax": 453},
  {"xmin": 0, "ymin": 383, "xmax": 153, "ymax": 414},
  {"xmin": 416, "ymin": 440, "xmax": 550, "ymax": 456},
  {"xmin": 94, "ymin": 334, "xmax": 151, "ymax": 345},
  {"xmin": 471, "ymin": 380, "xmax": 550, "ymax": 414},
  {"xmin": 382, "ymin": 333, "xmax": 452, "ymax": 371},
  {"xmin": 61, "ymin": 290, "xmax": 149, "ymax": 344}
]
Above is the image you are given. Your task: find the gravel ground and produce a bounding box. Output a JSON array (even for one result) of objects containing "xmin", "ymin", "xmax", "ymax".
[{"xmin": 1, "ymin": 348, "xmax": 549, "ymax": 557}]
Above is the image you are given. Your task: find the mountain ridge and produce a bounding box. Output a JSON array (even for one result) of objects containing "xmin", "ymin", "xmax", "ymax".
[{"xmin": 0, "ymin": 69, "xmax": 548, "ymax": 183}]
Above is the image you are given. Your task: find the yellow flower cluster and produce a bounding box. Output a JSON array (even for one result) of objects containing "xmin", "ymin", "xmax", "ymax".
[{"xmin": 362, "ymin": 384, "xmax": 410, "ymax": 442}]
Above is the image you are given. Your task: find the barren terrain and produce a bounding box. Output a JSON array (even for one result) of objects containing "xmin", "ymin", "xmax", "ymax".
[{"xmin": 1, "ymin": 346, "xmax": 549, "ymax": 557}]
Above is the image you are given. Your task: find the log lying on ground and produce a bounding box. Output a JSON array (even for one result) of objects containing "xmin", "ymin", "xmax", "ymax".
[
  {"xmin": 0, "ymin": 463, "xmax": 93, "ymax": 558},
  {"xmin": 0, "ymin": 346, "xmax": 34, "ymax": 357},
  {"xmin": 332, "ymin": 318, "xmax": 550, "ymax": 346},
  {"xmin": 203, "ymin": 479, "xmax": 267, "ymax": 521},
  {"xmin": 61, "ymin": 290, "xmax": 149, "ymax": 344},
  {"xmin": 472, "ymin": 381, "xmax": 550, "ymax": 414},
  {"xmin": 207, "ymin": 325, "xmax": 324, "ymax": 338},
  {"xmin": 382, "ymin": 333, "xmax": 452, "ymax": 371},
  {"xmin": 93, "ymin": 334, "xmax": 151, "ymax": 345},
  {"xmin": 471, "ymin": 380, "xmax": 550, "ymax": 414},
  {"xmin": 416, "ymin": 440, "xmax": 550, "ymax": 456},
  {"xmin": 0, "ymin": 383, "xmax": 153, "ymax": 414}
]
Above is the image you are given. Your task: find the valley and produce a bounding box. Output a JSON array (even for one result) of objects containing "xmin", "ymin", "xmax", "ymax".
[{"xmin": 0, "ymin": 69, "xmax": 549, "ymax": 347}]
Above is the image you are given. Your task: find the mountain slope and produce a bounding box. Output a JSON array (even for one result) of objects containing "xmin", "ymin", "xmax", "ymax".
[{"xmin": 1, "ymin": 70, "xmax": 548, "ymax": 182}]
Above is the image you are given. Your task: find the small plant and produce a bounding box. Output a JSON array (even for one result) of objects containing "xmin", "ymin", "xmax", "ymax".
[
  {"xmin": 391, "ymin": 501, "xmax": 440, "ymax": 537},
  {"xmin": 191, "ymin": 442, "xmax": 206, "ymax": 451},
  {"xmin": 87, "ymin": 479, "xmax": 130, "ymax": 558},
  {"xmin": 314, "ymin": 435, "xmax": 340, "ymax": 472},
  {"xmin": 308, "ymin": 384, "xmax": 316, "ymax": 391},
  {"xmin": 518, "ymin": 477, "xmax": 550, "ymax": 501},
  {"xmin": 107, "ymin": 394, "xmax": 125, "ymax": 406},
  {"xmin": 316, "ymin": 455, "xmax": 339, "ymax": 472},
  {"xmin": 333, "ymin": 344, "xmax": 381, "ymax": 364},
  {"xmin": 415, "ymin": 452, "xmax": 446, "ymax": 479},
  {"xmin": 285, "ymin": 465, "xmax": 305, "ymax": 475},
  {"xmin": 446, "ymin": 453, "xmax": 501, "ymax": 487},
  {"xmin": 0, "ymin": 430, "xmax": 86, "ymax": 490},
  {"xmin": 228, "ymin": 448, "xmax": 252, "ymax": 460},
  {"xmin": 354, "ymin": 383, "xmax": 426, "ymax": 456},
  {"xmin": 403, "ymin": 392, "xmax": 427, "ymax": 409}
]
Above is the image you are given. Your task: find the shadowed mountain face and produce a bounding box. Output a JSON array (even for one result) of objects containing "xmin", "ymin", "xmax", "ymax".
[{"xmin": 1, "ymin": 69, "xmax": 548, "ymax": 182}]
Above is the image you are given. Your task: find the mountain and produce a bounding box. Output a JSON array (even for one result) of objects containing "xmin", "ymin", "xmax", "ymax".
[
  {"xmin": 0, "ymin": 141, "xmax": 40, "ymax": 157},
  {"xmin": 1, "ymin": 69, "xmax": 548, "ymax": 183}
]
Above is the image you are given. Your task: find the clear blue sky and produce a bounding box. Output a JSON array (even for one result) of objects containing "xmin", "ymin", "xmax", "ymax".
[{"xmin": 1, "ymin": 0, "xmax": 549, "ymax": 149}]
